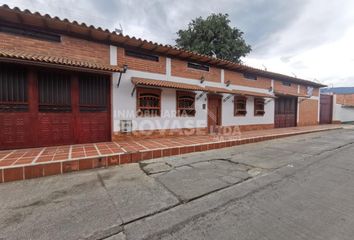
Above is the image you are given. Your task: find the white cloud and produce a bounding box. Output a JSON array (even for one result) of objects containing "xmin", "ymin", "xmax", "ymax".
[{"xmin": 244, "ymin": 0, "xmax": 354, "ymax": 87}]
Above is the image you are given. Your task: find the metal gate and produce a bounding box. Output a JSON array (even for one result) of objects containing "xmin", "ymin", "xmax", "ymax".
[
  {"xmin": 274, "ymin": 97, "xmax": 297, "ymax": 128},
  {"xmin": 0, "ymin": 63, "xmax": 111, "ymax": 150},
  {"xmin": 319, "ymin": 94, "xmax": 333, "ymax": 124}
]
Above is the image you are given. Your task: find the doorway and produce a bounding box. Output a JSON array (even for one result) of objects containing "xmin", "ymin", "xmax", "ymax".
[
  {"xmin": 207, "ymin": 95, "xmax": 222, "ymax": 133},
  {"xmin": 319, "ymin": 94, "xmax": 333, "ymax": 124},
  {"xmin": 274, "ymin": 96, "xmax": 297, "ymax": 128}
]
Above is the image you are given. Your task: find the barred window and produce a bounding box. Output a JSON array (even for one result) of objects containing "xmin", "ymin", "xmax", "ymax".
[
  {"xmin": 177, "ymin": 91, "xmax": 196, "ymax": 117},
  {"xmin": 0, "ymin": 63, "xmax": 28, "ymax": 112},
  {"xmin": 234, "ymin": 96, "xmax": 247, "ymax": 116},
  {"xmin": 137, "ymin": 88, "xmax": 161, "ymax": 117},
  {"xmin": 79, "ymin": 74, "xmax": 109, "ymax": 112},
  {"xmin": 254, "ymin": 98, "xmax": 265, "ymax": 116},
  {"xmin": 38, "ymin": 71, "xmax": 71, "ymax": 112}
]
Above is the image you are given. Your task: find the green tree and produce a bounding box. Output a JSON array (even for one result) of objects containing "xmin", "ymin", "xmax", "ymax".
[{"xmin": 176, "ymin": 13, "xmax": 251, "ymax": 63}]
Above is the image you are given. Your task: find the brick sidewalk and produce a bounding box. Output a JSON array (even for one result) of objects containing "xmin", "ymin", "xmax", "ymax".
[{"xmin": 0, "ymin": 125, "xmax": 341, "ymax": 183}]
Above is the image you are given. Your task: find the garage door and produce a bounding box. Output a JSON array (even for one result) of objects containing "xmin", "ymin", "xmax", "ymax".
[
  {"xmin": 0, "ymin": 63, "xmax": 111, "ymax": 150},
  {"xmin": 77, "ymin": 74, "xmax": 111, "ymax": 143},
  {"xmin": 275, "ymin": 97, "xmax": 297, "ymax": 128}
]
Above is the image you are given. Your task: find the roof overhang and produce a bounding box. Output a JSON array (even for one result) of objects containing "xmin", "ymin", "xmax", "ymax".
[
  {"xmin": 274, "ymin": 91, "xmax": 308, "ymax": 98},
  {"xmin": 204, "ymin": 86, "xmax": 234, "ymax": 94},
  {"xmin": 131, "ymin": 78, "xmax": 205, "ymax": 91},
  {"xmin": 0, "ymin": 48, "xmax": 122, "ymax": 73},
  {"xmin": 233, "ymin": 89, "xmax": 276, "ymax": 98}
]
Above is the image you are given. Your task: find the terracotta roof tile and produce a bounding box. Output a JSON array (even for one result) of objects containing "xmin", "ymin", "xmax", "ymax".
[
  {"xmin": 0, "ymin": 4, "xmax": 326, "ymax": 87},
  {"xmin": 0, "ymin": 48, "xmax": 122, "ymax": 72},
  {"xmin": 274, "ymin": 91, "xmax": 308, "ymax": 98},
  {"xmin": 132, "ymin": 78, "xmax": 205, "ymax": 91},
  {"xmin": 233, "ymin": 89, "xmax": 275, "ymax": 98}
]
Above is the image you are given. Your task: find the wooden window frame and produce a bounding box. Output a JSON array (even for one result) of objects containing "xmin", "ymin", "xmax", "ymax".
[
  {"xmin": 187, "ymin": 62, "xmax": 210, "ymax": 72},
  {"xmin": 234, "ymin": 96, "xmax": 247, "ymax": 116},
  {"xmin": 282, "ymin": 81, "xmax": 292, "ymax": 87},
  {"xmin": 176, "ymin": 91, "xmax": 196, "ymax": 117},
  {"xmin": 243, "ymin": 73, "xmax": 257, "ymax": 80},
  {"xmin": 136, "ymin": 87, "xmax": 161, "ymax": 117},
  {"xmin": 125, "ymin": 49, "xmax": 159, "ymax": 62},
  {"xmin": 254, "ymin": 98, "xmax": 265, "ymax": 116}
]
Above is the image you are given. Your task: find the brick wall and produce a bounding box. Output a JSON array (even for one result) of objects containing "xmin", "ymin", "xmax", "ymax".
[
  {"xmin": 298, "ymin": 99, "xmax": 319, "ymax": 126},
  {"xmin": 117, "ymin": 47, "xmax": 166, "ymax": 74},
  {"xmin": 274, "ymin": 80, "xmax": 299, "ymax": 95},
  {"xmin": 0, "ymin": 32, "xmax": 109, "ymax": 65},
  {"xmin": 336, "ymin": 94, "xmax": 354, "ymax": 105},
  {"xmin": 171, "ymin": 59, "xmax": 221, "ymax": 82},
  {"xmin": 224, "ymin": 70, "xmax": 271, "ymax": 89},
  {"xmin": 299, "ymin": 85, "xmax": 320, "ymax": 96}
]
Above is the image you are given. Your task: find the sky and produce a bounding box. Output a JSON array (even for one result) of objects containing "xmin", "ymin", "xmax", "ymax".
[{"xmin": 1, "ymin": 0, "xmax": 354, "ymax": 87}]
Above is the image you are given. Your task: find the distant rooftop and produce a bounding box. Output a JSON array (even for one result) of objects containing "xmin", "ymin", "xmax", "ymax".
[{"xmin": 321, "ymin": 87, "xmax": 354, "ymax": 94}]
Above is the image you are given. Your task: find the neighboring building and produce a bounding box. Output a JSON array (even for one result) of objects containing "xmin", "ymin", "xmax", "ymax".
[
  {"xmin": 0, "ymin": 5, "xmax": 325, "ymax": 150},
  {"xmin": 320, "ymin": 88, "xmax": 354, "ymax": 124}
]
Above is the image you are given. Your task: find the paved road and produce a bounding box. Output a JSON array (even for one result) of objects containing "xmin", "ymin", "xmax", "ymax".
[{"xmin": 1, "ymin": 128, "xmax": 354, "ymax": 240}]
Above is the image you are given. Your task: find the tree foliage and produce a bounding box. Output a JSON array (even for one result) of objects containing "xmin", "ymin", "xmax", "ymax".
[{"xmin": 175, "ymin": 13, "xmax": 251, "ymax": 63}]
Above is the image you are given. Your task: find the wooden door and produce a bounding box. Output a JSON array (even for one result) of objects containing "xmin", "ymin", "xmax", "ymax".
[
  {"xmin": 207, "ymin": 95, "xmax": 222, "ymax": 133},
  {"xmin": 76, "ymin": 74, "xmax": 111, "ymax": 143},
  {"xmin": 37, "ymin": 71, "xmax": 76, "ymax": 146},
  {"xmin": 275, "ymin": 97, "xmax": 297, "ymax": 128},
  {"xmin": 320, "ymin": 94, "xmax": 333, "ymax": 124}
]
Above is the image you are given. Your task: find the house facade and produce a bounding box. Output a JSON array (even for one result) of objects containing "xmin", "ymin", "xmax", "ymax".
[{"xmin": 0, "ymin": 5, "xmax": 325, "ymax": 150}]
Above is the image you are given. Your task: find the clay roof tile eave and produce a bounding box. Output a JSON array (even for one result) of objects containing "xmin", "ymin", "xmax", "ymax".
[
  {"xmin": 0, "ymin": 48, "xmax": 123, "ymax": 73},
  {"xmin": 0, "ymin": 4, "xmax": 326, "ymax": 88}
]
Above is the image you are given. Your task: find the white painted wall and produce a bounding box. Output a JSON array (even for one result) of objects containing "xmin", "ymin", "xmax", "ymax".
[
  {"xmin": 111, "ymin": 49, "xmax": 276, "ymax": 132},
  {"xmin": 112, "ymin": 70, "xmax": 207, "ymax": 132},
  {"xmin": 332, "ymin": 94, "xmax": 354, "ymax": 123},
  {"xmin": 109, "ymin": 45, "xmax": 117, "ymax": 65},
  {"xmin": 222, "ymin": 95, "xmax": 274, "ymax": 126},
  {"xmin": 338, "ymin": 107, "xmax": 354, "ymax": 122}
]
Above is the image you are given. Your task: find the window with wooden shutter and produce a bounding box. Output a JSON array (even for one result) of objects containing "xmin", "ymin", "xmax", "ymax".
[
  {"xmin": 187, "ymin": 62, "xmax": 209, "ymax": 72},
  {"xmin": 79, "ymin": 74, "xmax": 109, "ymax": 112},
  {"xmin": 137, "ymin": 88, "xmax": 161, "ymax": 117},
  {"xmin": 254, "ymin": 98, "xmax": 265, "ymax": 116},
  {"xmin": 234, "ymin": 96, "xmax": 247, "ymax": 116},
  {"xmin": 0, "ymin": 63, "xmax": 28, "ymax": 112},
  {"xmin": 38, "ymin": 71, "xmax": 71, "ymax": 112},
  {"xmin": 243, "ymin": 73, "xmax": 257, "ymax": 80},
  {"xmin": 177, "ymin": 91, "xmax": 196, "ymax": 117},
  {"xmin": 125, "ymin": 49, "xmax": 159, "ymax": 62}
]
